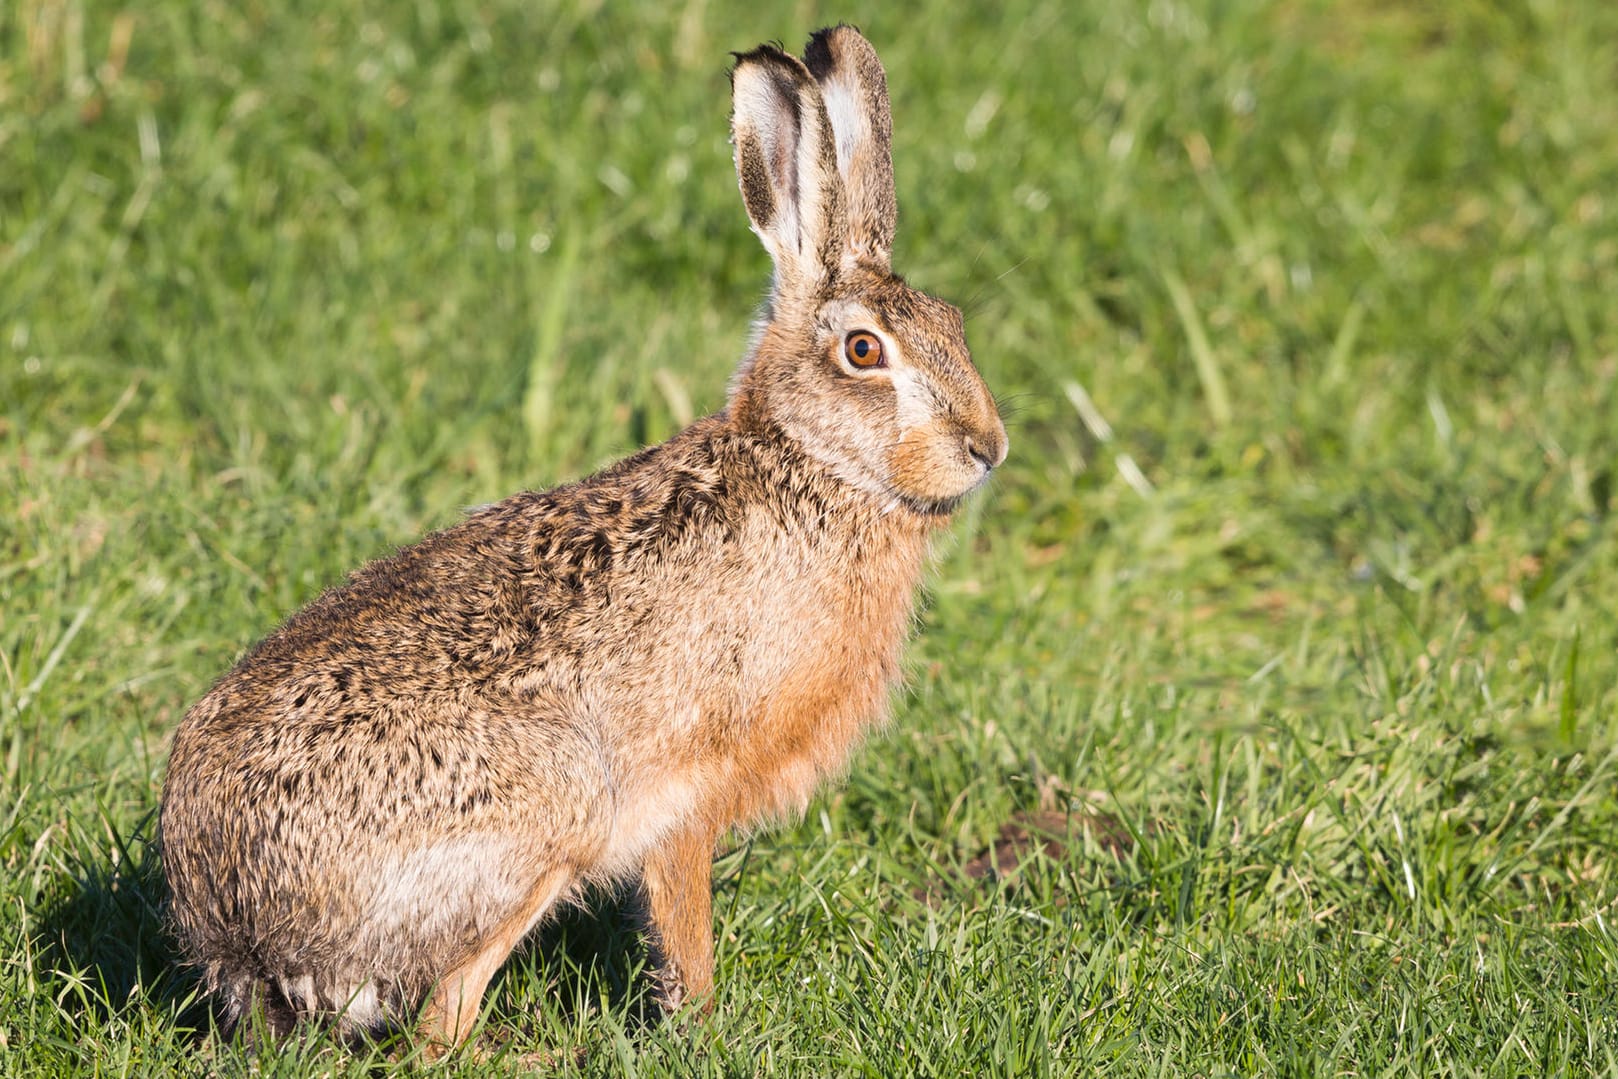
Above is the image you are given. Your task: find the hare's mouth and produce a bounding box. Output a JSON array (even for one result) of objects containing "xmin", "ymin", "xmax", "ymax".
[
  {"xmin": 885, "ymin": 425, "xmax": 1003, "ymax": 518},
  {"xmin": 892, "ymin": 451, "xmax": 999, "ymax": 516}
]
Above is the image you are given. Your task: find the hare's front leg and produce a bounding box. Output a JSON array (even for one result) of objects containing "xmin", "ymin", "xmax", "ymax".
[{"xmin": 637, "ymin": 826, "xmax": 718, "ymax": 1013}]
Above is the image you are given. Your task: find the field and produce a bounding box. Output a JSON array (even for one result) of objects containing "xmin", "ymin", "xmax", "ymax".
[{"xmin": 4, "ymin": 0, "xmax": 1618, "ymax": 1074}]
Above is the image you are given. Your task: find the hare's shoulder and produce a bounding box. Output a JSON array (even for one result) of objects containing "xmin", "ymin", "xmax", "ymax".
[{"xmin": 210, "ymin": 418, "xmax": 761, "ymax": 683}]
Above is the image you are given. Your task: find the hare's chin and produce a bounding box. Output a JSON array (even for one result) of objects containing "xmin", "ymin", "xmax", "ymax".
[{"xmin": 890, "ymin": 478, "xmax": 991, "ymax": 518}]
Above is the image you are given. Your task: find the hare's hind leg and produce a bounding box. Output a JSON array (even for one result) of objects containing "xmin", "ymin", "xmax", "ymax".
[
  {"xmin": 218, "ymin": 973, "xmax": 300, "ymax": 1045},
  {"xmin": 419, "ymin": 868, "xmax": 573, "ymax": 1054}
]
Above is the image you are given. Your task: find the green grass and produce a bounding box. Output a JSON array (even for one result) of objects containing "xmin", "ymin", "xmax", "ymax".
[{"xmin": 5, "ymin": 0, "xmax": 1618, "ymax": 1073}]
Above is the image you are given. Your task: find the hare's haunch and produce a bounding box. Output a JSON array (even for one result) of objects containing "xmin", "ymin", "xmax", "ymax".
[{"xmin": 161, "ymin": 25, "xmax": 1006, "ymax": 1050}]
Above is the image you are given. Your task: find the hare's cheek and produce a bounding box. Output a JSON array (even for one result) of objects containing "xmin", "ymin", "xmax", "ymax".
[
  {"xmin": 888, "ymin": 423, "xmax": 980, "ymax": 501},
  {"xmin": 887, "ymin": 365, "xmax": 933, "ymax": 434}
]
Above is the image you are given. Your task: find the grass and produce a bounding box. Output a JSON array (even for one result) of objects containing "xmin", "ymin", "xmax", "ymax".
[{"xmin": 4, "ymin": 0, "xmax": 1618, "ymax": 1073}]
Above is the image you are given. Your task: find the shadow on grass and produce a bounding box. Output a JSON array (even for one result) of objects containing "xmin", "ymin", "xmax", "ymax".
[
  {"xmin": 34, "ymin": 807, "xmax": 661, "ymax": 1060},
  {"xmin": 489, "ymin": 888, "xmax": 667, "ymax": 1040},
  {"xmin": 32, "ymin": 808, "xmax": 212, "ymax": 1041}
]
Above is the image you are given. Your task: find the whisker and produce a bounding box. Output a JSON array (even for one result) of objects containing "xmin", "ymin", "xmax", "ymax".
[
  {"xmin": 995, "ymin": 256, "xmax": 1031, "ymax": 283},
  {"xmin": 960, "ymin": 255, "xmax": 1030, "ymax": 320},
  {"xmin": 991, "ymin": 391, "xmax": 1035, "ymax": 424}
]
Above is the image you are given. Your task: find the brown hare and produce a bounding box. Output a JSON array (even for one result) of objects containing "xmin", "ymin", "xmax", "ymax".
[{"xmin": 161, "ymin": 24, "xmax": 1006, "ymax": 1051}]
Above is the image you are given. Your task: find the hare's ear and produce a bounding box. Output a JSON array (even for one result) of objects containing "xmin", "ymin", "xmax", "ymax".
[
  {"xmin": 803, "ymin": 25, "xmax": 896, "ymax": 269},
  {"xmin": 731, "ymin": 45, "xmax": 846, "ymax": 296}
]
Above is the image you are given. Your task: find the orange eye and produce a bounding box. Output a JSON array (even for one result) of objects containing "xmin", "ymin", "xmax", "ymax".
[{"xmin": 844, "ymin": 331, "xmax": 886, "ymax": 369}]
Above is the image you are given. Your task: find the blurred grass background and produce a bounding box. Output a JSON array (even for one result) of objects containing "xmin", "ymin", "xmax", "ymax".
[{"xmin": 4, "ymin": 0, "xmax": 1617, "ymax": 1074}]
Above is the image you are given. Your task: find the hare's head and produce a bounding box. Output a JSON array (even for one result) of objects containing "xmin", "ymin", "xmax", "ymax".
[{"xmin": 727, "ymin": 26, "xmax": 1007, "ymax": 516}]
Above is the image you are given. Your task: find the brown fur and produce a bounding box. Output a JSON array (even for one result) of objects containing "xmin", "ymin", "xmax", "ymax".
[{"xmin": 160, "ymin": 25, "xmax": 1006, "ymax": 1050}]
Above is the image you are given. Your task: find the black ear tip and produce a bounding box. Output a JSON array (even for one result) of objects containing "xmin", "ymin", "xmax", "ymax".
[
  {"xmin": 803, "ymin": 32, "xmax": 829, "ymax": 69},
  {"xmin": 803, "ymin": 23, "xmax": 870, "ymax": 75}
]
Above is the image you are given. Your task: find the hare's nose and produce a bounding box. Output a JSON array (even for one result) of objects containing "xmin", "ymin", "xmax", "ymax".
[{"xmin": 965, "ymin": 429, "xmax": 1008, "ymax": 471}]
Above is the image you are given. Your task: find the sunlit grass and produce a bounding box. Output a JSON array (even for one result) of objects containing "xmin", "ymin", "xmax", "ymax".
[{"xmin": 4, "ymin": 0, "xmax": 1617, "ymax": 1073}]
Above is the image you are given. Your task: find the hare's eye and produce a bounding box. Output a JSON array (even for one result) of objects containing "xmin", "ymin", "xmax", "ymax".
[{"xmin": 844, "ymin": 331, "xmax": 886, "ymax": 369}]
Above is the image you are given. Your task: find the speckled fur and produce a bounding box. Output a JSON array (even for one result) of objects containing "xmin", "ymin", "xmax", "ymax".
[{"xmin": 160, "ymin": 25, "xmax": 1006, "ymax": 1050}]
